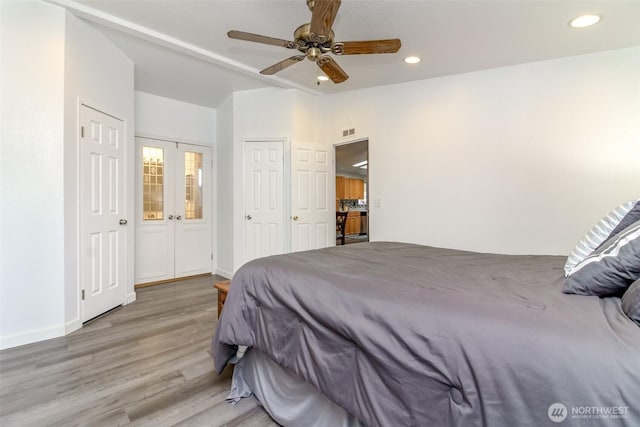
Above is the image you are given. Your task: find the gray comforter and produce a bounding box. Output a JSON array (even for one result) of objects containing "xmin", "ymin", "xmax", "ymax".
[{"xmin": 212, "ymin": 242, "xmax": 640, "ymax": 426}]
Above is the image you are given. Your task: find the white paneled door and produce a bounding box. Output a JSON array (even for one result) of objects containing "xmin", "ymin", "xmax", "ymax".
[
  {"xmin": 135, "ymin": 138, "xmax": 212, "ymax": 284},
  {"xmin": 80, "ymin": 105, "xmax": 127, "ymax": 322},
  {"xmin": 291, "ymin": 142, "xmax": 334, "ymax": 252},
  {"xmin": 243, "ymin": 140, "xmax": 285, "ymax": 264}
]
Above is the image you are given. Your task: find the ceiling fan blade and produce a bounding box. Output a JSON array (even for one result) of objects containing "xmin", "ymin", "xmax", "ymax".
[
  {"xmin": 227, "ymin": 30, "xmax": 297, "ymax": 49},
  {"xmin": 310, "ymin": 0, "xmax": 341, "ymax": 39},
  {"xmin": 334, "ymin": 39, "xmax": 401, "ymax": 55},
  {"xmin": 260, "ymin": 55, "xmax": 306, "ymax": 75},
  {"xmin": 317, "ymin": 56, "xmax": 348, "ymax": 84}
]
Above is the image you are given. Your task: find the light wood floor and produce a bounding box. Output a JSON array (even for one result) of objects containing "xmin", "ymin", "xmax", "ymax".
[{"xmin": 0, "ymin": 275, "xmax": 278, "ymax": 427}]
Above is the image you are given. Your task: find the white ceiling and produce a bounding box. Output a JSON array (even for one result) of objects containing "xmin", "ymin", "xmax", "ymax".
[{"xmin": 54, "ymin": 0, "xmax": 640, "ymax": 108}]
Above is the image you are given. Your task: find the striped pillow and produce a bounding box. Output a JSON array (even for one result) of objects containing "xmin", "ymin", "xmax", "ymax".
[
  {"xmin": 563, "ymin": 220, "xmax": 640, "ymax": 296},
  {"xmin": 564, "ymin": 200, "xmax": 640, "ymax": 277}
]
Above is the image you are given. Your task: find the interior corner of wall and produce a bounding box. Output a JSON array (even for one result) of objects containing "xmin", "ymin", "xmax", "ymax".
[
  {"xmin": 65, "ymin": 317, "xmax": 82, "ymax": 335},
  {"xmin": 215, "ymin": 267, "xmax": 234, "ymax": 280},
  {"xmin": 126, "ymin": 291, "xmax": 137, "ymax": 305}
]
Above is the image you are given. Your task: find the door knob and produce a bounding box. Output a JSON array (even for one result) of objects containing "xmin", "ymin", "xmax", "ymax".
[
  {"xmin": 119, "ymin": 219, "xmax": 128, "ymax": 225},
  {"xmin": 168, "ymin": 215, "xmax": 174, "ymax": 220},
  {"xmin": 293, "ymin": 216, "xmax": 299, "ymax": 221},
  {"xmin": 176, "ymin": 215, "xmax": 182, "ymax": 220},
  {"xmin": 246, "ymin": 215, "xmax": 252, "ymax": 220}
]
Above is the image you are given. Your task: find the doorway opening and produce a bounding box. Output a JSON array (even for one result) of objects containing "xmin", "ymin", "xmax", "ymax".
[{"xmin": 335, "ymin": 139, "xmax": 368, "ymax": 245}]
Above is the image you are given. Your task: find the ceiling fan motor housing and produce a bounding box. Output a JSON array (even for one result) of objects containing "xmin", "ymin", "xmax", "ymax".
[{"xmin": 294, "ymin": 23, "xmax": 335, "ymax": 53}]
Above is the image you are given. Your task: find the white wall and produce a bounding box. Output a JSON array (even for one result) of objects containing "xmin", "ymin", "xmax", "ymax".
[
  {"xmin": 0, "ymin": 0, "xmax": 136, "ymax": 349},
  {"xmin": 135, "ymin": 91, "xmax": 216, "ymax": 145},
  {"xmin": 215, "ymin": 94, "xmax": 234, "ymax": 277},
  {"xmin": 321, "ymin": 48, "xmax": 640, "ymax": 255},
  {"xmin": 63, "ymin": 12, "xmax": 135, "ymax": 333},
  {"xmin": 0, "ymin": 1, "xmax": 67, "ymax": 349},
  {"xmin": 293, "ymin": 90, "xmax": 321, "ymax": 143},
  {"xmin": 232, "ymin": 88, "xmax": 295, "ymax": 139}
]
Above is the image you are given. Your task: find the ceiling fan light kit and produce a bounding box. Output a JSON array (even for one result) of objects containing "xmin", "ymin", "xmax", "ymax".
[{"xmin": 227, "ymin": 0, "xmax": 401, "ymax": 84}]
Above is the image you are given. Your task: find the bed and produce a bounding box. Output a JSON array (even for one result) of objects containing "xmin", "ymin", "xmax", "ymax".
[{"xmin": 212, "ymin": 241, "xmax": 640, "ymax": 426}]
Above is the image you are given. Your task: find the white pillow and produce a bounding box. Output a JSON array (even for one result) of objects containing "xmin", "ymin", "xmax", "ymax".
[{"xmin": 564, "ymin": 200, "xmax": 639, "ymax": 277}]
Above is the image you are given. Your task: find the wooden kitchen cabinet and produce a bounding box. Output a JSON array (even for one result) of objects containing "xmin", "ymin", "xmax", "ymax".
[
  {"xmin": 346, "ymin": 211, "xmax": 360, "ymax": 235},
  {"xmin": 336, "ymin": 176, "xmax": 349, "ymax": 200},
  {"xmin": 349, "ymin": 178, "xmax": 364, "ymax": 199},
  {"xmin": 336, "ymin": 176, "xmax": 365, "ymax": 200}
]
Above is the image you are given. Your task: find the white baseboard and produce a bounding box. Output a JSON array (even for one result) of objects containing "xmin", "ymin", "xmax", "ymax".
[
  {"xmin": 2, "ymin": 293, "xmax": 138, "ymax": 351},
  {"xmin": 65, "ymin": 318, "xmax": 82, "ymax": 335},
  {"xmin": 0, "ymin": 324, "xmax": 65, "ymax": 351},
  {"xmin": 126, "ymin": 291, "xmax": 136, "ymax": 304},
  {"xmin": 215, "ymin": 268, "xmax": 233, "ymax": 279}
]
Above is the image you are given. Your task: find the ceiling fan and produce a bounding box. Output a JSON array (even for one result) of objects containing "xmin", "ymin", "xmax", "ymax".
[{"xmin": 227, "ymin": 0, "xmax": 401, "ymax": 84}]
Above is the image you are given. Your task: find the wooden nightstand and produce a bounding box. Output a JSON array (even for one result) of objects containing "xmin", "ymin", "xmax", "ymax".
[{"xmin": 214, "ymin": 279, "xmax": 230, "ymax": 318}]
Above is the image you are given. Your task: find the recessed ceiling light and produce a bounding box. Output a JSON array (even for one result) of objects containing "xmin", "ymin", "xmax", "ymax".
[
  {"xmin": 569, "ymin": 14, "xmax": 601, "ymax": 28},
  {"xmin": 404, "ymin": 56, "xmax": 421, "ymax": 64},
  {"xmin": 317, "ymin": 75, "xmax": 329, "ymax": 81}
]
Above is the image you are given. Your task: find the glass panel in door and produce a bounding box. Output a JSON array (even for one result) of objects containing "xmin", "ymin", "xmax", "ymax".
[
  {"xmin": 184, "ymin": 151, "xmax": 203, "ymax": 220},
  {"xmin": 142, "ymin": 146, "xmax": 164, "ymax": 220}
]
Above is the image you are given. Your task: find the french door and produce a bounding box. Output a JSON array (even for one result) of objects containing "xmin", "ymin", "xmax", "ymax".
[{"xmin": 135, "ymin": 137, "xmax": 212, "ymax": 284}]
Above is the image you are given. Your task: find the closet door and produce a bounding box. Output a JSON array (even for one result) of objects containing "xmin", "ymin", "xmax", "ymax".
[
  {"xmin": 242, "ymin": 140, "xmax": 285, "ymax": 265},
  {"xmin": 290, "ymin": 141, "xmax": 333, "ymax": 252},
  {"xmin": 135, "ymin": 138, "xmax": 212, "ymax": 285},
  {"xmin": 80, "ymin": 104, "xmax": 127, "ymax": 321}
]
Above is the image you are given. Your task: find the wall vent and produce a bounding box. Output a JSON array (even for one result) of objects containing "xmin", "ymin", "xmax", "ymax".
[{"xmin": 342, "ymin": 128, "xmax": 356, "ymax": 137}]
